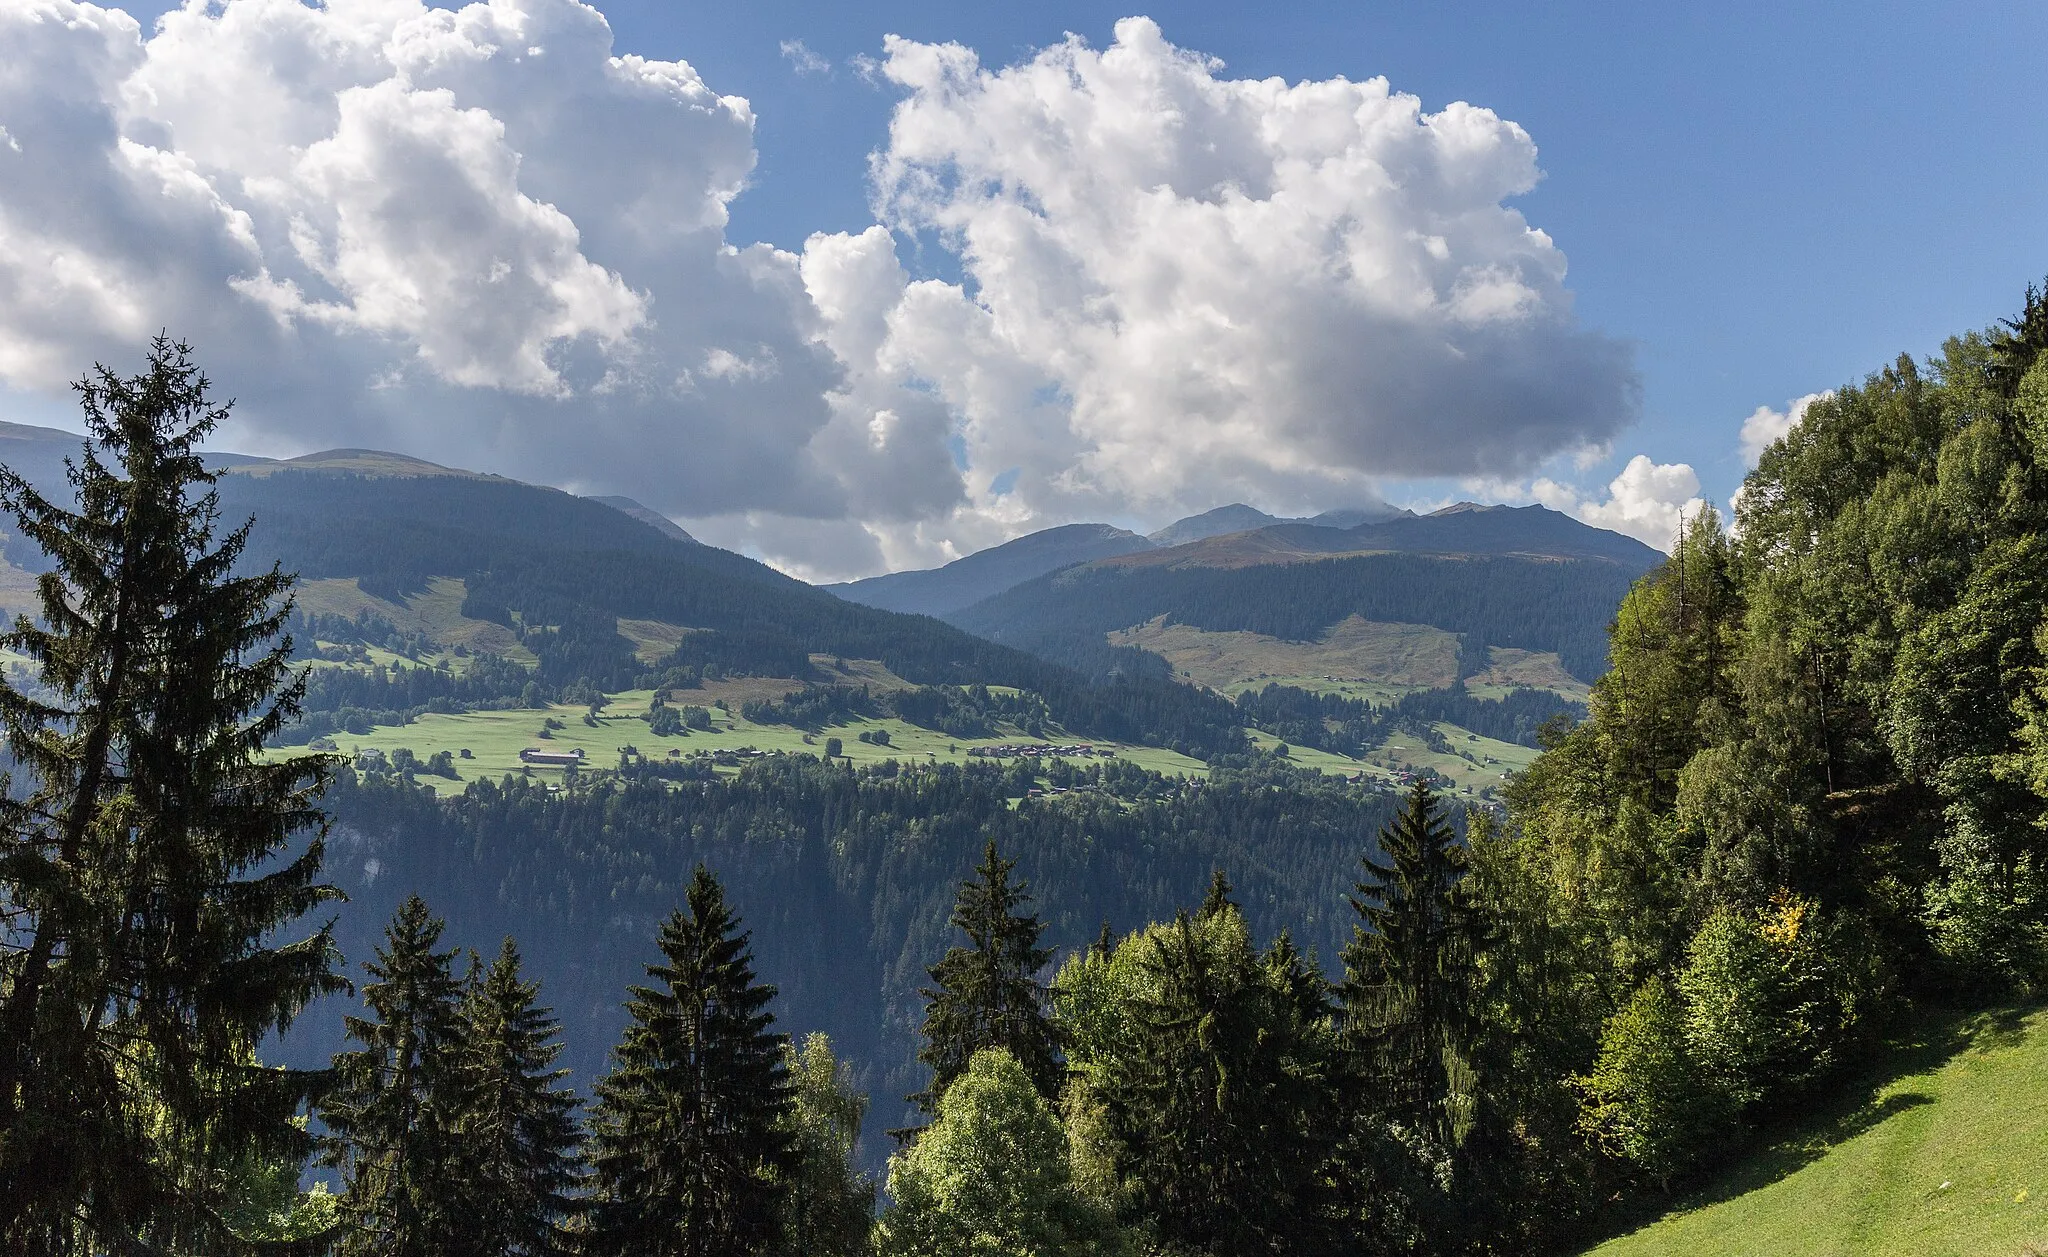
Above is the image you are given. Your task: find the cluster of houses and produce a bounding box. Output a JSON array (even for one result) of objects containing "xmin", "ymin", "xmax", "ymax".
[{"xmin": 967, "ymin": 742, "xmax": 1110, "ymax": 759}]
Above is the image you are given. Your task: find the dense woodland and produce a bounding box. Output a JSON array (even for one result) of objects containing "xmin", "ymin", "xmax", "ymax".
[{"xmin": 10, "ymin": 284, "xmax": 2048, "ymax": 1254}]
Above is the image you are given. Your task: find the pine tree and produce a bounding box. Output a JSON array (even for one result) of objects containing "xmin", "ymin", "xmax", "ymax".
[
  {"xmin": 322, "ymin": 895, "xmax": 474, "ymax": 1257},
  {"xmin": 454, "ymin": 937, "xmax": 585, "ymax": 1257},
  {"xmin": 1096, "ymin": 908, "xmax": 1340, "ymax": 1256},
  {"xmin": 0, "ymin": 337, "xmax": 343, "ymax": 1252},
  {"xmin": 912, "ymin": 841, "xmax": 1061, "ymax": 1114},
  {"xmin": 587, "ymin": 865, "xmax": 796, "ymax": 1257},
  {"xmin": 1340, "ymin": 779, "xmax": 1488, "ymax": 1152},
  {"xmin": 1197, "ymin": 868, "xmax": 1237, "ymax": 920}
]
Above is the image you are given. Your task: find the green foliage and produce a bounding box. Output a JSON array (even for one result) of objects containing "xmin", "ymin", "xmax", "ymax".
[
  {"xmin": 1578, "ymin": 979, "xmax": 1730, "ymax": 1182},
  {"xmin": 1343, "ymin": 780, "xmax": 1488, "ymax": 1152},
  {"xmin": 0, "ymin": 337, "xmax": 342, "ymax": 1252},
  {"xmin": 1070, "ymin": 908, "xmax": 1341, "ymax": 1255},
  {"xmin": 773, "ymin": 1034, "xmax": 874, "ymax": 1257},
  {"xmin": 913, "ymin": 842, "xmax": 1063, "ymax": 1113},
  {"xmin": 874, "ymin": 1048, "xmax": 1126, "ymax": 1257},
  {"xmin": 454, "ymin": 938, "xmax": 585, "ymax": 1256},
  {"xmin": 587, "ymin": 866, "xmax": 796, "ymax": 1257},
  {"xmin": 322, "ymin": 896, "xmax": 475, "ymax": 1257}
]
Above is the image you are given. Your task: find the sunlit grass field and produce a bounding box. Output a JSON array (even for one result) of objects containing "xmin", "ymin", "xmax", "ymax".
[
  {"xmin": 1584, "ymin": 1006, "xmax": 2048, "ymax": 1257},
  {"xmin": 268, "ymin": 688, "xmax": 1213, "ymax": 792}
]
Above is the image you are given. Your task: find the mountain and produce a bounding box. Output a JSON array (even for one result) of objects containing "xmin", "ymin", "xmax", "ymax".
[
  {"xmin": 227, "ymin": 447, "xmax": 486, "ymax": 479},
  {"xmin": 948, "ymin": 504, "xmax": 1661, "ymax": 684},
  {"xmin": 830, "ymin": 522, "xmax": 1153, "ymax": 617},
  {"xmin": 1144, "ymin": 499, "xmax": 1410, "ymax": 547},
  {"xmin": 1105, "ymin": 503, "xmax": 1662, "ymax": 571},
  {"xmin": 830, "ymin": 500, "xmax": 1417, "ymax": 619},
  {"xmin": 585, "ymin": 493, "xmax": 697, "ymax": 544},
  {"xmin": 1147, "ymin": 503, "xmax": 1284, "ymax": 545}
]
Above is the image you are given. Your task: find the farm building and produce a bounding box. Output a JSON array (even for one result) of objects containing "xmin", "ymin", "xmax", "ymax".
[{"xmin": 519, "ymin": 747, "xmax": 587, "ymax": 767}]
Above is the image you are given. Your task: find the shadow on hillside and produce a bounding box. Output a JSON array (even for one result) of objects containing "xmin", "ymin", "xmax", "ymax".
[{"xmin": 1577, "ymin": 1003, "xmax": 2040, "ymax": 1249}]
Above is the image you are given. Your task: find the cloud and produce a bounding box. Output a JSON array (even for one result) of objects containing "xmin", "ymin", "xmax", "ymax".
[
  {"xmin": 779, "ymin": 38, "xmax": 830, "ymax": 76},
  {"xmin": 1739, "ymin": 391, "xmax": 1828, "ymax": 466},
  {"xmin": 0, "ymin": 5, "xmax": 1637, "ymax": 580},
  {"xmin": 0, "ymin": 0, "xmax": 846, "ymax": 520},
  {"xmin": 1533, "ymin": 455, "xmax": 1706, "ymax": 552},
  {"xmin": 782, "ymin": 17, "xmax": 1637, "ymax": 569}
]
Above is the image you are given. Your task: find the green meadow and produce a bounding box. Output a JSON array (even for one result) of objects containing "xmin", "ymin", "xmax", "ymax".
[
  {"xmin": 1585, "ymin": 1007, "xmax": 2048, "ymax": 1257},
  {"xmin": 279, "ymin": 688, "xmax": 1212, "ymax": 792}
]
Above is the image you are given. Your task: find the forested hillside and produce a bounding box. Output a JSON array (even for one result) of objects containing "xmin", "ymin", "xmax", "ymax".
[
  {"xmin": 294, "ymin": 756, "xmax": 1407, "ymax": 1162},
  {"xmin": 954, "ymin": 548, "xmax": 1643, "ymax": 683}
]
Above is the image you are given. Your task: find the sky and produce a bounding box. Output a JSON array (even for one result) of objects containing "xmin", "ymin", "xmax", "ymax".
[{"xmin": 1, "ymin": 0, "xmax": 2043, "ymax": 578}]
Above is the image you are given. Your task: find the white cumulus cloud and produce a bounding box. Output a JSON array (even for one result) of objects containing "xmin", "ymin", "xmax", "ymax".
[
  {"xmin": 1533, "ymin": 455, "xmax": 1707, "ymax": 552},
  {"xmin": 1739, "ymin": 391, "xmax": 1829, "ymax": 466},
  {"xmin": 768, "ymin": 17, "xmax": 1638, "ymax": 572},
  {"xmin": 0, "ymin": 0, "xmax": 846, "ymax": 519},
  {"xmin": 0, "ymin": 5, "xmax": 1639, "ymax": 579}
]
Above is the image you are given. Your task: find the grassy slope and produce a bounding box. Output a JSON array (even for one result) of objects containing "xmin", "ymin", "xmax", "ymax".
[
  {"xmin": 272, "ymin": 689, "xmax": 1212, "ymax": 793},
  {"xmin": 1585, "ymin": 1007, "xmax": 2048, "ymax": 1257}
]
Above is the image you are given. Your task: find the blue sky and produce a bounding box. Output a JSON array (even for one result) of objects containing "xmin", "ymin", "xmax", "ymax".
[
  {"xmin": 603, "ymin": 0, "xmax": 2048, "ymax": 506},
  {"xmin": 8, "ymin": 0, "xmax": 2047, "ymax": 573}
]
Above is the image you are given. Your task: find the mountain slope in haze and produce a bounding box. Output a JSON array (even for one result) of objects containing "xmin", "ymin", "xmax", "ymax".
[
  {"xmin": 584, "ymin": 494, "xmax": 697, "ymax": 544},
  {"xmin": 950, "ymin": 504, "xmax": 1661, "ymax": 684},
  {"xmin": 1109, "ymin": 503, "xmax": 1663, "ymax": 571},
  {"xmin": 830, "ymin": 522, "xmax": 1153, "ymax": 617},
  {"xmin": 201, "ymin": 454, "xmax": 1249, "ymax": 758},
  {"xmin": 1145, "ymin": 500, "xmax": 1411, "ymax": 547},
  {"xmin": 830, "ymin": 501, "xmax": 1415, "ymax": 618}
]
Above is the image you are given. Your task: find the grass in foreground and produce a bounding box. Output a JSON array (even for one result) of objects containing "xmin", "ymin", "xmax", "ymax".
[{"xmin": 1584, "ymin": 1005, "xmax": 2048, "ymax": 1257}]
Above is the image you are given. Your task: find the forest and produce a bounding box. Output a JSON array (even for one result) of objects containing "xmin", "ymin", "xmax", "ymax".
[{"xmin": 7, "ymin": 280, "xmax": 2048, "ymax": 1254}]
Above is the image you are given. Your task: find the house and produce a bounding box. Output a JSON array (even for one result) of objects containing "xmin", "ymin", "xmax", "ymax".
[{"xmin": 520, "ymin": 747, "xmax": 587, "ymax": 767}]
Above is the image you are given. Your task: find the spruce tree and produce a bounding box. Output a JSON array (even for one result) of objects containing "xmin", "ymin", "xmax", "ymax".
[
  {"xmin": 0, "ymin": 337, "xmax": 343, "ymax": 1252},
  {"xmin": 912, "ymin": 841, "xmax": 1061, "ymax": 1113},
  {"xmin": 1197, "ymin": 868, "xmax": 1237, "ymax": 920},
  {"xmin": 322, "ymin": 895, "xmax": 474, "ymax": 1257},
  {"xmin": 1097, "ymin": 908, "xmax": 1340, "ymax": 1256},
  {"xmin": 1340, "ymin": 779, "xmax": 1488, "ymax": 1151},
  {"xmin": 454, "ymin": 938, "xmax": 585, "ymax": 1257},
  {"xmin": 587, "ymin": 865, "xmax": 795, "ymax": 1257}
]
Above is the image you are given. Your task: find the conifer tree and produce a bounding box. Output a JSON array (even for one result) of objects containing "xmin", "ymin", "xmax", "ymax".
[
  {"xmin": 587, "ymin": 865, "xmax": 796, "ymax": 1257},
  {"xmin": 0, "ymin": 337, "xmax": 343, "ymax": 1252},
  {"xmin": 1197, "ymin": 868, "xmax": 1237, "ymax": 920},
  {"xmin": 912, "ymin": 841, "xmax": 1061, "ymax": 1113},
  {"xmin": 1096, "ymin": 908, "xmax": 1340, "ymax": 1256},
  {"xmin": 1341, "ymin": 779, "xmax": 1488, "ymax": 1152},
  {"xmin": 454, "ymin": 937, "xmax": 585, "ymax": 1257},
  {"xmin": 322, "ymin": 895, "xmax": 473, "ymax": 1257}
]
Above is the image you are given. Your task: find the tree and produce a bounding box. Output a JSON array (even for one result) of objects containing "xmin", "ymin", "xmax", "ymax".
[
  {"xmin": 1087, "ymin": 909, "xmax": 1341, "ymax": 1256},
  {"xmin": 1576, "ymin": 979, "xmax": 1729, "ymax": 1185},
  {"xmin": 913, "ymin": 841, "xmax": 1062, "ymax": 1113},
  {"xmin": 1197, "ymin": 868, "xmax": 1236, "ymax": 920},
  {"xmin": 1341, "ymin": 779, "xmax": 1487, "ymax": 1153},
  {"xmin": 773, "ymin": 1033, "xmax": 874, "ymax": 1257},
  {"xmin": 455, "ymin": 938, "xmax": 585, "ymax": 1257},
  {"xmin": 587, "ymin": 866, "xmax": 796, "ymax": 1257},
  {"xmin": 321, "ymin": 895, "xmax": 474, "ymax": 1257},
  {"xmin": 0, "ymin": 337, "xmax": 344, "ymax": 1252},
  {"xmin": 874, "ymin": 1048, "xmax": 1126, "ymax": 1257}
]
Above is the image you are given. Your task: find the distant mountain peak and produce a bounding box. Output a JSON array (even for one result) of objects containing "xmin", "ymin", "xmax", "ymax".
[
  {"xmin": 586, "ymin": 495, "xmax": 696, "ymax": 544},
  {"xmin": 1428, "ymin": 501, "xmax": 1500, "ymax": 516},
  {"xmin": 831, "ymin": 521, "xmax": 1153, "ymax": 617},
  {"xmin": 228, "ymin": 448, "xmax": 494, "ymax": 480}
]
